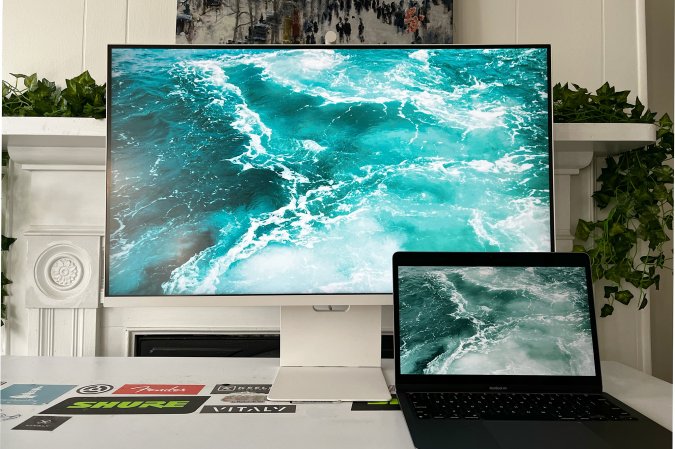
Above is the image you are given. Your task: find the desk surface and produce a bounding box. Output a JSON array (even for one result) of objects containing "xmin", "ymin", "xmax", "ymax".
[{"xmin": 1, "ymin": 357, "xmax": 672, "ymax": 449}]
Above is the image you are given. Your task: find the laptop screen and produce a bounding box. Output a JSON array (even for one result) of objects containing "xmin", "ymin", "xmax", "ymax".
[{"xmin": 398, "ymin": 264, "xmax": 596, "ymax": 377}]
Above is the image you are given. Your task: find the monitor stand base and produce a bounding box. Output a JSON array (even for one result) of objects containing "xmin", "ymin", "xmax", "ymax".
[
  {"xmin": 267, "ymin": 305, "xmax": 392, "ymax": 402},
  {"xmin": 267, "ymin": 366, "xmax": 391, "ymax": 402}
]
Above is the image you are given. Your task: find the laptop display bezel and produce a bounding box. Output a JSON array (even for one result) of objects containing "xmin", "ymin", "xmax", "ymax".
[{"xmin": 393, "ymin": 251, "xmax": 603, "ymax": 393}]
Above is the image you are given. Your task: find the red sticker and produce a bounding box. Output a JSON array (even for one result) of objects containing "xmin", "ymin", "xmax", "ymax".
[{"xmin": 113, "ymin": 385, "xmax": 204, "ymax": 395}]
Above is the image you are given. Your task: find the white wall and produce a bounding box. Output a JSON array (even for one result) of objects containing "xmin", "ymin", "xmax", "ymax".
[
  {"xmin": 3, "ymin": 0, "xmax": 649, "ymax": 101},
  {"xmin": 2, "ymin": 1, "xmax": 669, "ymax": 372}
]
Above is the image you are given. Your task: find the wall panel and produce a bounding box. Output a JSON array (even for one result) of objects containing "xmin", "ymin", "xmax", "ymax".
[
  {"xmin": 84, "ymin": 0, "xmax": 129, "ymax": 82},
  {"xmin": 2, "ymin": 0, "xmax": 87, "ymax": 82},
  {"xmin": 126, "ymin": 0, "xmax": 176, "ymax": 44},
  {"xmin": 517, "ymin": 0, "xmax": 604, "ymax": 90},
  {"xmin": 604, "ymin": 0, "xmax": 646, "ymax": 101},
  {"xmin": 454, "ymin": 0, "xmax": 517, "ymax": 44}
]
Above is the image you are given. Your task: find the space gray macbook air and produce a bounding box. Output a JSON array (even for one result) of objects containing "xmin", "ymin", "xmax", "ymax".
[{"xmin": 393, "ymin": 251, "xmax": 671, "ymax": 449}]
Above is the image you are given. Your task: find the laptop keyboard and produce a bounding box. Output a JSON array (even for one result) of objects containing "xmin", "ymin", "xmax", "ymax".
[{"xmin": 408, "ymin": 392, "xmax": 636, "ymax": 421}]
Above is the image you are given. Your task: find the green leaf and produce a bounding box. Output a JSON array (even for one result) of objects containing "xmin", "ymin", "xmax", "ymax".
[
  {"xmin": 592, "ymin": 191, "xmax": 612, "ymax": 209},
  {"xmin": 608, "ymin": 222, "xmax": 625, "ymax": 237},
  {"xmin": 600, "ymin": 304, "xmax": 614, "ymax": 317},
  {"xmin": 1, "ymin": 235, "xmax": 16, "ymax": 251},
  {"xmin": 575, "ymin": 219, "xmax": 594, "ymax": 241},
  {"xmin": 638, "ymin": 295, "xmax": 648, "ymax": 310},
  {"xmin": 25, "ymin": 73, "xmax": 38, "ymax": 91},
  {"xmin": 0, "ymin": 273, "xmax": 11, "ymax": 286},
  {"xmin": 640, "ymin": 254, "xmax": 666, "ymax": 266},
  {"xmin": 614, "ymin": 290, "xmax": 634, "ymax": 305},
  {"xmin": 603, "ymin": 285, "xmax": 619, "ymax": 298}
]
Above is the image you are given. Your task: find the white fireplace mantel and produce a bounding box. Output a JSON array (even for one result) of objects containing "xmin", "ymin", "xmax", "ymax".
[
  {"xmin": 1, "ymin": 117, "xmax": 658, "ymax": 371},
  {"xmin": 2, "ymin": 117, "xmax": 106, "ymax": 170},
  {"xmin": 3, "ymin": 117, "xmax": 657, "ymax": 169}
]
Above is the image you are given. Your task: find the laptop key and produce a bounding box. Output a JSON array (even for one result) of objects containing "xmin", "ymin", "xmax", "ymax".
[{"xmin": 408, "ymin": 392, "xmax": 634, "ymax": 422}]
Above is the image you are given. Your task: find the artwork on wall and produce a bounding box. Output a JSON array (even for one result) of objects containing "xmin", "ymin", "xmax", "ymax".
[{"xmin": 176, "ymin": 0, "xmax": 453, "ymax": 45}]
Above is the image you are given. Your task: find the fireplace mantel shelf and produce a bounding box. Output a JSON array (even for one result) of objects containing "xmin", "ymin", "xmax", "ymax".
[{"xmin": 2, "ymin": 117, "xmax": 657, "ymax": 171}]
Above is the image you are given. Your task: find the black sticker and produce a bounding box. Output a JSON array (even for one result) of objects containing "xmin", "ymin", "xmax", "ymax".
[
  {"xmin": 201, "ymin": 404, "xmax": 296, "ymax": 414},
  {"xmin": 351, "ymin": 396, "xmax": 400, "ymax": 411},
  {"xmin": 40, "ymin": 396, "xmax": 209, "ymax": 415},
  {"xmin": 13, "ymin": 415, "xmax": 71, "ymax": 431},
  {"xmin": 76, "ymin": 384, "xmax": 114, "ymax": 394},
  {"xmin": 211, "ymin": 384, "xmax": 271, "ymax": 394}
]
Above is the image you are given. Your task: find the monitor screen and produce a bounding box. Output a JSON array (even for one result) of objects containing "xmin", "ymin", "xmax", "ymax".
[
  {"xmin": 397, "ymin": 265, "xmax": 595, "ymax": 376},
  {"xmin": 106, "ymin": 45, "xmax": 553, "ymax": 297}
]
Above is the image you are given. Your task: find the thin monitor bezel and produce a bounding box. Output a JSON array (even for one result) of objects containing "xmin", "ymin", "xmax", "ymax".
[{"xmin": 105, "ymin": 44, "xmax": 555, "ymax": 304}]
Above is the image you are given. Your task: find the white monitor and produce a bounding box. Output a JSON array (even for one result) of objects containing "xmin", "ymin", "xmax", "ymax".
[{"xmin": 105, "ymin": 45, "xmax": 554, "ymax": 401}]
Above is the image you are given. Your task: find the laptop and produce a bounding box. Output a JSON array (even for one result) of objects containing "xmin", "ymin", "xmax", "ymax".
[{"xmin": 393, "ymin": 251, "xmax": 671, "ymax": 449}]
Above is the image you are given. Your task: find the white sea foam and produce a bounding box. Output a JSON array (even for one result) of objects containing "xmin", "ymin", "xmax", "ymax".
[
  {"xmin": 469, "ymin": 210, "xmax": 501, "ymax": 248},
  {"xmin": 409, "ymin": 49, "xmax": 430, "ymax": 64},
  {"xmin": 301, "ymin": 140, "xmax": 326, "ymax": 153}
]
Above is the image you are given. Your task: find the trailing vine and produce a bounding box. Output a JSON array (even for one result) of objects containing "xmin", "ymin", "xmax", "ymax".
[
  {"xmin": 553, "ymin": 82, "xmax": 674, "ymax": 317},
  {"xmin": 1, "ymin": 236, "xmax": 15, "ymax": 326}
]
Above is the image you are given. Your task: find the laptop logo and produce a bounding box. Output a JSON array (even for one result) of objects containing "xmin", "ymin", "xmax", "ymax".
[{"xmin": 489, "ymin": 386, "xmax": 508, "ymax": 391}]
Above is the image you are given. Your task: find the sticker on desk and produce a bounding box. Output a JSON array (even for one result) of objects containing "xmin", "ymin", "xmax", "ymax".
[
  {"xmin": 76, "ymin": 384, "xmax": 115, "ymax": 394},
  {"xmin": 13, "ymin": 415, "xmax": 71, "ymax": 431},
  {"xmin": 114, "ymin": 384, "xmax": 205, "ymax": 395},
  {"xmin": 211, "ymin": 384, "xmax": 271, "ymax": 395},
  {"xmin": 40, "ymin": 396, "xmax": 209, "ymax": 415},
  {"xmin": 201, "ymin": 404, "xmax": 296, "ymax": 414},
  {"xmin": 351, "ymin": 396, "xmax": 400, "ymax": 411},
  {"xmin": 0, "ymin": 384, "xmax": 76, "ymax": 406},
  {"xmin": 211, "ymin": 384, "xmax": 271, "ymax": 403}
]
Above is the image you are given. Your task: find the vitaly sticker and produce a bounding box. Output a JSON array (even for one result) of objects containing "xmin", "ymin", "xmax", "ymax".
[{"xmin": 201, "ymin": 405, "xmax": 296, "ymax": 414}]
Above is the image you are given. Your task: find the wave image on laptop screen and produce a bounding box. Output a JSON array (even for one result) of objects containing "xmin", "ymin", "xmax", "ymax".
[
  {"xmin": 398, "ymin": 266, "xmax": 595, "ymax": 376},
  {"xmin": 108, "ymin": 47, "xmax": 551, "ymax": 296}
]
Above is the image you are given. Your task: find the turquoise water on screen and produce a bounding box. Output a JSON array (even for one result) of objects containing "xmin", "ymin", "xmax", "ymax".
[
  {"xmin": 398, "ymin": 266, "xmax": 595, "ymax": 376},
  {"xmin": 108, "ymin": 47, "xmax": 551, "ymax": 295}
]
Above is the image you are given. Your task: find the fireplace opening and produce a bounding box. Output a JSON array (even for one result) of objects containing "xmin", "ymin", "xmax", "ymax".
[{"xmin": 134, "ymin": 334, "xmax": 394, "ymax": 358}]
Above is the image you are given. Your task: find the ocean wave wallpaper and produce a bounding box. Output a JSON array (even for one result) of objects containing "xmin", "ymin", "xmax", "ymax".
[
  {"xmin": 398, "ymin": 266, "xmax": 595, "ymax": 376},
  {"xmin": 107, "ymin": 47, "xmax": 551, "ymax": 296}
]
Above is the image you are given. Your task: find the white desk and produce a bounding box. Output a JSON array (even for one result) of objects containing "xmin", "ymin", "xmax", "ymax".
[{"xmin": 1, "ymin": 357, "xmax": 671, "ymax": 449}]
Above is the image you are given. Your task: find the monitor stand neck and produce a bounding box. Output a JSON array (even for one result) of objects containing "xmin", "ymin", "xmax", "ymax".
[{"xmin": 267, "ymin": 305, "xmax": 391, "ymax": 402}]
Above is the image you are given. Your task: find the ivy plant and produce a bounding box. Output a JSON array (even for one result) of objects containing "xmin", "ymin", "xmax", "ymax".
[
  {"xmin": 553, "ymin": 83, "xmax": 674, "ymax": 317},
  {"xmin": 2, "ymin": 71, "xmax": 106, "ymax": 118}
]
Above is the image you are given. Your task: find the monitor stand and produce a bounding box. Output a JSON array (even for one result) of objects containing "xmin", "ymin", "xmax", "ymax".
[{"xmin": 267, "ymin": 305, "xmax": 391, "ymax": 402}]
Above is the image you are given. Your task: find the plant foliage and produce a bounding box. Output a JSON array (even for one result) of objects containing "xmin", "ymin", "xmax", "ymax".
[
  {"xmin": 553, "ymin": 82, "xmax": 656, "ymax": 124},
  {"xmin": 2, "ymin": 71, "xmax": 106, "ymax": 118},
  {"xmin": 1, "ymin": 236, "xmax": 16, "ymax": 326},
  {"xmin": 554, "ymin": 83, "xmax": 673, "ymax": 317}
]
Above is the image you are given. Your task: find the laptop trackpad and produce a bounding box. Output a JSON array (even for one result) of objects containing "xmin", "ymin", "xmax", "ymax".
[{"xmin": 484, "ymin": 422, "xmax": 610, "ymax": 449}]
